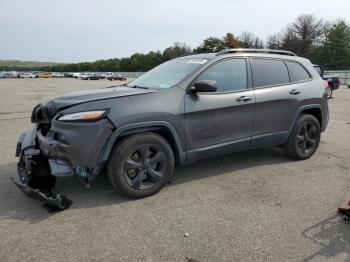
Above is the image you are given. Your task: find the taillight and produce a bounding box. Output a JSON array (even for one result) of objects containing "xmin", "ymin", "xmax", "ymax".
[{"xmin": 323, "ymin": 80, "xmax": 329, "ymax": 88}]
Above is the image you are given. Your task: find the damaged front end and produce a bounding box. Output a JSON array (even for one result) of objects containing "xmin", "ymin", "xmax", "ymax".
[
  {"xmin": 12, "ymin": 127, "xmax": 71, "ymax": 210},
  {"xmin": 12, "ymin": 101, "xmax": 115, "ymax": 210}
]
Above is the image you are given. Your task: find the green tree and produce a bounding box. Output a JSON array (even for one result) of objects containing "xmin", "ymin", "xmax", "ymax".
[
  {"xmin": 222, "ymin": 33, "xmax": 239, "ymax": 48},
  {"xmin": 162, "ymin": 42, "xmax": 192, "ymax": 61},
  {"xmin": 281, "ymin": 14, "xmax": 325, "ymax": 56},
  {"xmin": 266, "ymin": 33, "xmax": 282, "ymax": 49},
  {"xmin": 194, "ymin": 37, "xmax": 224, "ymax": 53},
  {"xmin": 194, "ymin": 33, "xmax": 240, "ymax": 53},
  {"xmin": 238, "ymin": 31, "xmax": 264, "ymax": 48},
  {"xmin": 310, "ymin": 20, "xmax": 350, "ymax": 70}
]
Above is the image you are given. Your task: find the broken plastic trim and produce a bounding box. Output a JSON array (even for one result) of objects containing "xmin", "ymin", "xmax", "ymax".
[
  {"xmin": 14, "ymin": 127, "xmax": 72, "ymax": 211},
  {"xmin": 11, "ymin": 177, "xmax": 71, "ymax": 210}
]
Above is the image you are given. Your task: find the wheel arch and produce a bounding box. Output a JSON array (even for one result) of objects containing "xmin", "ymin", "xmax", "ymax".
[
  {"xmin": 290, "ymin": 105, "xmax": 324, "ymax": 134},
  {"xmin": 300, "ymin": 107, "xmax": 323, "ymax": 128},
  {"xmin": 100, "ymin": 121, "xmax": 186, "ymax": 165}
]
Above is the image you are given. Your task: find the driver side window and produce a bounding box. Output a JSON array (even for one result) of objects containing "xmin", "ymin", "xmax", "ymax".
[{"xmin": 197, "ymin": 58, "xmax": 247, "ymax": 92}]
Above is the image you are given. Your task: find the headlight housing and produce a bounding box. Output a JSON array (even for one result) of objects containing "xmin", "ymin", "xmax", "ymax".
[{"xmin": 58, "ymin": 110, "xmax": 107, "ymax": 121}]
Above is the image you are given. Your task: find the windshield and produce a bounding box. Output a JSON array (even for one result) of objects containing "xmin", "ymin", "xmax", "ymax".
[{"xmin": 128, "ymin": 58, "xmax": 208, "ymax": 89}]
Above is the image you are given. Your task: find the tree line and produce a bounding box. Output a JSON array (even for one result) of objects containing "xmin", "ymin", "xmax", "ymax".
[{"xmin": 7, "ymin": 14, "xmax": 350, "ymax": 72}]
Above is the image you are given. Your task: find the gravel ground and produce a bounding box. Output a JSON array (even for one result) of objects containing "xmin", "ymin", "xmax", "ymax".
[{"xmin": 0, "ymin": 78, "xmax": 349, "ymax": 262}]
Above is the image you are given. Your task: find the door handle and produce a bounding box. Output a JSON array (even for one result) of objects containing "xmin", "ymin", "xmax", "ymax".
[
  {"xmin": 289, "ymin": 89, "xmax": 301, "ymax": 95},
  {"xmin": 236, "ymin": 96, "xmax": 253, "ymax": 102}
]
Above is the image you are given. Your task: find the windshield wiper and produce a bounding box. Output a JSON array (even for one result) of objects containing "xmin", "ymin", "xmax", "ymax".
[{"xmin": 128, "ymin": 85, "xmax": 149, "ymax": 90}]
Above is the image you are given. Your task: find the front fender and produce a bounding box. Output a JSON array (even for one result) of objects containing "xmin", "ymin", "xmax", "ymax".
[{"xmin": 100, "ymin": 121, "xmax": 186, "ymax": 164}]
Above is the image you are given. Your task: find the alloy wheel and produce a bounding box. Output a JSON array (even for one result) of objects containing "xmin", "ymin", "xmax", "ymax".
[
  {"xmin": 123, "ymin": 144, "xmax": 167, "ymax": 190},
  {"xmin": 295, "ymin": 122, "xmax": 319, "ymax": 154}
]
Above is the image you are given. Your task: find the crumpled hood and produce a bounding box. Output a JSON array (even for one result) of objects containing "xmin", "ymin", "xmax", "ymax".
[{"xmin": 31, "ymin": 86, "xmax": 156, "ymax": 123}]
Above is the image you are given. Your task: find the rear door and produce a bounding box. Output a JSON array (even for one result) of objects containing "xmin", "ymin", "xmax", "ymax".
[
  {"xmin": 184, "ymin": 58, "xmax": 255, "ymax": 160},
  {"xmin": 251, "ymin": 58, "xmax": 307, "ymax": 146}
]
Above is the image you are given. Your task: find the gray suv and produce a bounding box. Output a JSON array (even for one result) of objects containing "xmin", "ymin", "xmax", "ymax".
[{"xmin": 13, "ymin": 49, "xmax": 329, "ymax": 209}]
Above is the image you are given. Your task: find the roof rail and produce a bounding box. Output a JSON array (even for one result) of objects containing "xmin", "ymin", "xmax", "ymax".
[{"xmin": 216, "ymin": 48, "xmax": 297, "ymax": 57}]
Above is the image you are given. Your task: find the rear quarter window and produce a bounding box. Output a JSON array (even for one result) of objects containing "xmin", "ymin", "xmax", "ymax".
[
  {"xmin": 251, "ymin": 58, "xmax": 290, "ymax": 87},
  {"xmin": 287, "ymin": 61, "xmax": 312, "ymax": 82}
]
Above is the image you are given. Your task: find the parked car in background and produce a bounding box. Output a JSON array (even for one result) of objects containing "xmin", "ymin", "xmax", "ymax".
[
  {"xmin": 0, "ymin": 72, "xmax": 6, "ymax": 78},
  {"xmin": 2, "ymin": 71, "xmax": 20, "ymax": 78},
  {"xmin": 0, "ymin": 72, "xmax": 9, "ymax": 78},
  {"xmin": 313, "ymin": 64, "xmax": 340, "ymax": 98},
  {"xmin": 11, "ymin": 71, "xmax": 20, "ymax": 78},
  {"xmin": 38, "ymin": 72, "xmax": 52, "ymax": 78},
  {"xmin": 81, "ymin": 73, "xmax": 102, "ymax": 80},
  {"xmin": 32, "ymin": 72, "xmax": 41, "ymax": 78},
  {"xmin": 72, "ymin": 73, "xmax": 82, "ymax": 79},
  {"xmin": 107, "ymin": 74, "xmax": 127, "ymax": 81},
  {"xmin": 64, "ymin": 72, "xmax": 75, "ymax": 78},
  {"xmin": 323, "ymin": 74, "xmax": 340, "ymax": 91},
  {"xmin": 80, "ymin": 73, "xmax": 90, "ymax": 80},
  {"xmin": 13, "ymin": 49, "xmax": 329, "ymax": 208},
  {"xmin": 52, "ymin": 72, "xmax": 65, "ymax": 78},
  {"xmin": 19, "ymin": 73, "xmax": 36, "ymax": 78},
  {"xmin": 102, "ymin": 72, "xmax": 113, "ymax": 79},
  {"xmin": 323, "ymin": 80, "xmax": 333, "ymax": 99}
]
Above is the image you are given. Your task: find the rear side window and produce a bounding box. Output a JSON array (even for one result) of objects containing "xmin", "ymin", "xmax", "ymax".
[
  {"xmin": 252, "ymin": 58, "xmax": 290, "ymax": 87},
  {"xmin": 287, "ymin": 61, "xmax": 312, "ymax": 81},
  {"xmin": 197, "ymin": 58, "xmax": 247, "ymax": 92}
]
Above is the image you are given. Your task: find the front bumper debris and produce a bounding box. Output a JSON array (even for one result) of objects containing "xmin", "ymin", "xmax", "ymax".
[
  {"xmin": 13, "ymin": 127, "xmax": 72, "ymax": 210},
  {"xmin": 11, "ymin": 177, "xmax": 70, "ymax": 210},
  {"xmin": 13, "ymin": 117, "xmax": 113, "ymax": 210}
]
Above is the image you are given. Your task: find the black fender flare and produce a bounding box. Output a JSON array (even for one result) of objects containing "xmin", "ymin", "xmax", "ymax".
[
  {"xmin": 288, "ymin": 104, "xmax": 325, "ymax": 135},
  {"xmin": 99, "ymin": 121, "xmax": 186, "ymax": 164}
]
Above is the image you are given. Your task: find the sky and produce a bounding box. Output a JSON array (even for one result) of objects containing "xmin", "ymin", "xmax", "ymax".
[{"xmin": 0, "ymin": 0, "xmax": 349, "ymax": 63}]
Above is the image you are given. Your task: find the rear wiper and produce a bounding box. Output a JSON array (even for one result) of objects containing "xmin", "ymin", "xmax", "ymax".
[{"xmin": 128, "ymin": 85, "xmax": 149, "ymax": 89}]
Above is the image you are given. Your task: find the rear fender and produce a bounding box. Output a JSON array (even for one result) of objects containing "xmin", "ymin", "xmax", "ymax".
[{"xmin": 289, "ymin": 104, "xmax": 325, "ymax": 134}]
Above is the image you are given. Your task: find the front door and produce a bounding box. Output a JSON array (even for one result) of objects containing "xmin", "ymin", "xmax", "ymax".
[{"xmin": 184, "ymin": 58, "xmax": 255, "ymax": 161}]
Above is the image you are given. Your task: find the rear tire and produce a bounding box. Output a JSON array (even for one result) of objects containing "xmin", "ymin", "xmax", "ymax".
[
  {"xmin": 284, "ymin": 114, "xmax": 321, "ymax": 160},
  {"xmin": 107, "ymin": 133, "xmax": 174, "ymax": 198}
]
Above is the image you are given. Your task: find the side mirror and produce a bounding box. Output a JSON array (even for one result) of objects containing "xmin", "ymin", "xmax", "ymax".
[{"xmin": 189, "ymin": 80, "xmax": 217, "ymax": 93}]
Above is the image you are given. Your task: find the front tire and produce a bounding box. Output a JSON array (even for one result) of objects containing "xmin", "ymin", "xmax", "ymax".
[
  {"xmin": 284, "ymin": 114, "xmax": 321, "ymax": 160},
  {"xmin": 107, "ymin": 133, "xmax": 174, "ymax": 198}
]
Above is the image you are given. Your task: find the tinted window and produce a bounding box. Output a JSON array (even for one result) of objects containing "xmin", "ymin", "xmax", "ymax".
[
  {"xmin": 197, "ymin": 59, "xmax": 247, "ymax": 92},
  {"xmin": 288, "ymin": 61, "xmax": 312, "ymax": 81},
  {"xmin": 252, "ymin": 59, "xmax": 290, "ymax": 87}
]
